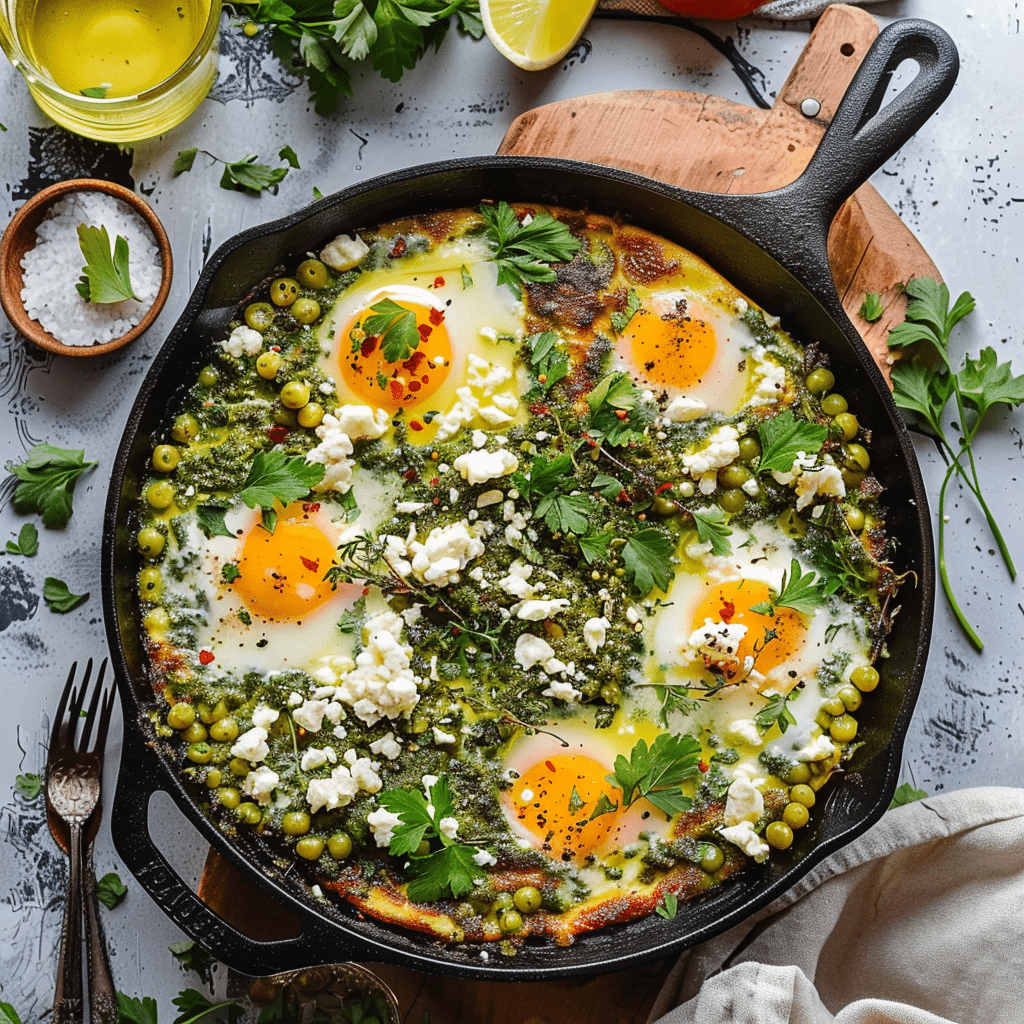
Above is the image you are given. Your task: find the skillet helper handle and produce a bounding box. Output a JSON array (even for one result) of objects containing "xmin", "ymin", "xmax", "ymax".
[{"xmin": 110, "ymin": 720, "xmax": 388, "ymax": 974}]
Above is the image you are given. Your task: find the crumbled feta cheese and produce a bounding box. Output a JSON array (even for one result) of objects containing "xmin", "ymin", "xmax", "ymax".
[
  {"xmin": 292, "ymin": 698, "xmax": 329, "ymax": 733},
  {"xmin": 749, "ymin": 349, "xmax": 787, "ymax": 407},
  {"xmin": 433, "ymin": 726, "xmax": 458, "ymax": 745},
  {"xmin": 497, "ymin": 561, "xmax": 535, "ymax": 599},
  {"xmin": 231, "ymin": 726, "xmax": 270, "ymax": 763},
  {"xmin": 727, "ymin": 718, "xmax": 763, "ymax": 747},
  {"xmin": 687, "ymin": 618, "xmax": 748, "ymax": 669},
  {"xmin": 288, "ymin": 691, "xmax": 303, "ymax": 706},
  {"xmin": 334, "ymin": 404, "xmax": 390, "ymax": 440},
  {"xmin": 221, "ymin": 325, "xmax": 264, "ymax": 358},
  {"xmin": 772, "ymin": 453, "xmax": 847, "ymax": 510},
  {"xmin": 542, "ymin": 678, "xmax": 582, "ymax": 702},
  {"xmin": 723, "ymin": 776, "xmax": 765, "ymax": 826},
  {"xmin": 453, "ymin": 448, "xmax": 519, "ymax": 485},
  {"xmin": 472, "ymin": 849, "xmax": 497, "ymax": 867},
  {"xmin": 515, "ymin": 633, "xmax": 556, "ymax": 671},
  {"xmin": 367, "ymin": 805, "xmax": 404, "ymax": 846},
  {"xmin": 320, "ymin": 232, "xmax": 369, "ymax": 271},
  {"xmin": 396, "ymin": 501, "xmax": 429, "ymax": 514},
  {"xmin": 682, "ymin": 425, "xmax": 740, "ymax": 492},
  {"xmin": 369, "ymin": 732, "xmax": 403, "ymax": 760},
  {"xmin": 472, "ymin": 429, "xmax": 488, "ymax": 448},
  {"xmin": 251, "ymin": 704, "xmax": 280, "ymax": 730},
  {"xmin": 438, "ymin": 816, "xmax": 460, "ymax": 840},
  {"xmin": 516, "ymin": 598, "xmax": 571, "ymax": 621},
  {"xmin": 300, "ymin": 746, "xmax": 337, "ymax": 772},
  {"xmin": 793, "ymin": 733, "xmax": 836, "ymax": 762},
  {"xmin": 404, "ymin": 520, "xmax": 486, "ymax": 587},
  {"xmin": 583, "ymin": 616, "xmax": 611, "ymax": 654},
  {"xmin": 719, "ymin": 820, "xmax": 770, "ymax": 862},
  {"xmin": 664, "ymin": 395, "xmax": 708, "ymax": 422},
  {"xmin": 243, "ymin": 766, "xmax": 280, "ymax": 805},
  {"xmin": 305, "ymin": 414, "xmax": 356, "ymax": 494},
  {"xmin": 345, "ymin": 751, "xmax": 383, "ymax": 793}
]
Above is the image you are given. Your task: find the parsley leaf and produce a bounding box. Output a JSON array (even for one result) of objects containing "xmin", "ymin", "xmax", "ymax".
[
  {"xmin": 168, "ymin": 939, "xmax": 215, "ymax": 984},
  {"xmin": 173, "ymin": 148, "xmax": 198, "ymax": 174},
  {"xmin": 15, "ymin": 773, "xmax": 42, "ymax": 800},
  {"xmin": 689, "ymin": 506, "xmax": 732, "ymax": 557},
  {"xmin": 858, "ymin": 291, "xmax": 884, "ymax": 322},
  {"xmin": 0, "ymin": 1001, "xmax": 23, "ymax": 1024},
  {"xmin": 480, "ymin": 202, "xmax": 580, "ymax": 300},
  {"xmin": 75, "ymin": 224, "xmax": 138, "ymax": 303},
  {"xmin": 221, "ymin": 563, "xmax": 241, "ymax": 584},
  {"xmin": 606, "ymin": 733, "xmax": 702, "ymax": 816},
  {"xmin": 888, "ymin": 782, "xmax": 927, "ymax": 809},
  {"xmin": 526, "ymin": 330, "xmax": 569, "ymax": 391},
  {"xmin": 6, "ymin": 443, "xmax": 97, "ymax": 528},
  {"xmin": 361, "ymin": 298, "xmax": 420, "ymax": 363},
  {"xmin": 956, "ymin": 346, "xmax": 1024, "ymax": 423},
  {"xmin": 755, "ymin": 691, "xmax": 796, "ymax": 735},
  {"xmin": 586, "ymin": 372, "xmax": 647, "ymax": 446},
  {"xmin": 220, "ymin": 155, "xmax": 290, "ymax": 195},
  {"xmin": 756, "ymin": 410, "xmax": 828, "ymax": 475},
  {"xmin": 610, "ymin": 288, "xmax": 642, "ymax": 334},
  {"xmin": 518, "ymin": 454, "xmax": 595, "ymax": 537},
  {"xmin": 170, "ymin": 989, "xmax": 243, "ymax": 1024},
  {"xmin": 751, "ymin": 559, "xmax": 825, "ymax": 616},
  {"xmin": 239, "ymin": 451, "xmax": 324, "ymax": 521},
  {"xmin": 6, "ymin": 523, "xmax": 39, "ymax": 556},
  {"xmin": 195, "ymin": 503, "xmax": 234, "ymax": 539},
  {"xmin": 655, "ymin": 891, "xmax": 678, "ymax": 919},
  {"xmin": 97, "ymin": 872, "xmax": 128, "ymax": 909},
  {"xmin": 578, "ymin": 530, "xmax": 615, "ymax": 564},
  {"xmin": 890, "ymin": 359, "xmax": 952, "ymax": 439},
  {"xmin": 43, "ymin": 577, "xmax": 89, "ymax": 613},
  {"xmin": 117, "ymin": 992, "xmax": 159, "ymax": 1024},
  {"xmin": 622, "ymin": 528, "xmax": 674, "ymax": 594}
]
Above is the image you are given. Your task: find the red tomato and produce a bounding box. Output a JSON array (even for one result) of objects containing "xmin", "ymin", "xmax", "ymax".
[{"xmin": 656, "ymin": 0, "xmax": 764, "ymax": 17}]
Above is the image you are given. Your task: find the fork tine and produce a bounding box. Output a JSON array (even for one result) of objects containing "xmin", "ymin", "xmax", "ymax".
[
  {"xmin": 64, "ymin": 659, "xmax": 93, "ymax": 748},
  {"xmin": 49, "ymin": 661, "xmax": 78, "ymax": 753},
  {"xmin": 90, "ymin": 660, "xmax": 115, "ymax": 755},
  {"xmin": 78, "ymin": 668, "xmax": 105, "ymax": 751}
]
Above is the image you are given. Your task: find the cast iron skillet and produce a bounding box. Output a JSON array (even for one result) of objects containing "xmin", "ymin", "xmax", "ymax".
[{"xmin": 103, "ymin": 19, "xmax": 952, "ymax": 979}]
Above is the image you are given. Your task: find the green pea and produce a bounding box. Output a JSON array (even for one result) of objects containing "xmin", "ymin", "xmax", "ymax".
[
  {"xmin": 237, "ymin": 802, "xmax": 262, "ymax": 825},
  {"xmin": 198, "ymin": 699, "xmax": 228, "ymax": 724},
  {"xmin": 842, "ymin": 468, "xmax": 867, "ymax": 490},
  {"xmin": 270, "ymin": 277, "xmax": 300, "ymax": 307},
  {"xmin": 256, "ymin": 351, "xmax": 282, "ymax": 379},
  {"xmin": 652, "ymin": 494, "xmax": 680, "ymax": 517},
  {"xmin": 139, "ymin": 567, "xmax": 162, "ymax": 600},
  {"xmin": 805, "ymin": 368, "xmax": 835, "ymax": 395},
  {"xmin": 718, "ymin": 464, "xmax": 752, "ymax": 489},
  {"xmin": 789, "ymin": 783, "xmax": 816, "ymax": 808},
  {"xmin": 777, "ymin": 509, "xmax": 808, "ymax": 537},
  {"xmin": 782, "ymin": 802, "xmax": 810, "ymax": 829},
  {"xmin": 218, "ymin": 787, "xmax": 241, "ymax": 810},
  {"xmin": 243, "ymin": 20, "xmax": 259, "ymax": 36},
  {"xmin": 820, "ymin": 393, "xmax": 848, "ymax": 416},
  {"xmin": 844, "ymin": 443, "xmax": 871, "ymax": 471},
  {"xmin": 513, "ymin": 885, "xmax": 542, "ymax": 913},
  {"xmin": 296, "ymin": 259, "xmax": 329, "ymax": 289},
  {"xmin": 143, "ymin": 607, "xmax": 169, "ymax": 632},
  {"xmin": 146, "ymin": 480, "xmax": 175, "ymax": 510},
  {"xmin": 137, "ymin": 527, "xmax": 165, "ymax": 558},
  {"xmin": 718, "ymin": 488, "xmax": 747, "ymax": 514},
  {"xmin": 850, "ymin": 665, "xmax": 880, "ymax": 692},
  {"xmin": 600, "ymin": 682, "xmax": 621, "ymax": 705},
  {"xmin": 296, "ymin": 836, "xmax": 325, "ymax": 860},
  {"xmin": 186, "ymin": 742, "xmax": 213, "ymax": 764},
  {"xmin": 198, "ymin": 366, "xmax": 219, "ymax": 386},
  {"xmin": 171, "ymin": 413, "xmax": 200, "ymax": 443},
  {"xmin": 228, "ymin": 757, "xmax": 252, "ymax": 777},
  {"xmin": 491, "ymin": 892, "xmax": 515, "ymax": 913},
  {"xmin": 838, "ymin": 685, "xmax": 863, "ymax": 712},
  {"xmin": 738, "ymin": 435, "xmax": 762, "ymax": 463},
  {"xmin": 328, "ymin": 833, "xmax": 353, "ymax": 860},
  {"xmin": 822, "ymin": 696, "xmax": 845, "ymax": 717},
  {"xmin": 499, "ymin": 909, "xmax": 523, "ymax": 934},
  {"xmin": 829, "ymin": 714, "xmax": 858, "ymax": 743},
  {"xmin": 166, "ymin": 702, "xmax": 195, "ymax": 730},
  {"xmin": 280, "ymin": 380, "xmax": 310, "ymax": 409},
  {"xmin": 244, "ymin": 302, "xmax": 275, "ymax": 331},
  {"xmin": 205, "ymin": 769, "xmax": 223, "ymax": 788},
  {"xmin": 833, "ymin": 412, "xmax": 859, "ymax": 441},
  {"xmin": 209, "ymin": 717, "xmax": 239, "ymax": 743},
  {"xmin": 787, "ymin": 762, "xmax": 812, "ymax": 785},
  {"xmin": 152, "ymin": 444, "xmax": 180, "ymax": 472},
  {"xmin": 282, "ymin": 811, "xmax": 312, "ymax": 836},
  {"xmin": 699, "ymin": 844, "xmax": 725, "ymax": 873},
  {"xmin": 273, "ymin": 406, "xmax": 298, "ymax": 428},
  {"xmin": 843, "ymin": 505, "xmax": 866, "ymax": 532},
  {"xmin": 181, "ymin": 722, "xmax": 207, "ymax": 744},
  {"xmin": 766, "ymin": 821, "xmax": 793, "ymax": 849},
  {"xmin": 297, "ymin": 402, "xmax": 325, "ymax": 429},
  {"xmin": 291, "ymin": 297, "xmax": 321, "ymax": 324}
]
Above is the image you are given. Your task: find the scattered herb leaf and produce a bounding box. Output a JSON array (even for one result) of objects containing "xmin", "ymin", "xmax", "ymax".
[
  {"xmin": 97, "ymin": 872, "xmax": 128, "ymax": 909},
  {"xmin": 80, "ymin": 84, "xmax": 110, "ymax": 98},
  {"xmin": 195, "ymin": 503, "xmax": 234, "ymax": 539},
  {"xmin": 117, "ymin": 992, "xmax": 159, "ymax": 1024},
  {"xmin": 43, "ymin": 577, "xmax": 89, "ymax": 613},
  {"xmin": 6, "ymin": 523, "xmax": 39, "ymax": 556},
  {"xmin": 858, "ymin": 292, "xmax": 884, "ymax": 322},
  {"xmin": 610, "ymin": 288, "xmax": 642, "ymax": 335},
  {"xmin": 750, "ymin": 559, "xmax": 825, "ymax": 617},
  {"xmin": 362, "ymin": 298, "xmax": 420, "ymax": 363},
  {"xmin": 6, "ymin": 443, "xmax": 97, "ymax": 529},
  {"xmin": 755, "ymin": 691, "xmax": 796, "ymax": 735},
  {"xmin": 655, "ymin": 891, "xmax": 678, "ymax": 919},
  {"xmin": 75, "ymin": 224, "xmax": 138, "ymax": 303},
  {"xmin": 239, "ymin": 450, "xmax": 324, "ymax": 521},
  {"xmin": 14, "ymin": 773, "xmax": 42, "ymax": 800},
  {"xmin": 606, "ymin": 733, "xmax": 702, "ymax": 816},
  {"xmin": 888, "ymin": 782, "xmax": 927, "ymax": 809},
  {"xmin": 689, "ymin": 506, "xmax": 732, "ymax": 557}
]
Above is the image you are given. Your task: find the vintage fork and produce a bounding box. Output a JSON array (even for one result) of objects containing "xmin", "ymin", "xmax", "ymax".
[{"xmin": 46, "ymin": 659, "xmax": 117, "ymax": 1024}]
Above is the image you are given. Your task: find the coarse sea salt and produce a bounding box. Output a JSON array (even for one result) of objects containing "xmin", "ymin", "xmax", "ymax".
[{"xmin": 19, "ymin": 190, "xmax": 162, "ymax": 347}]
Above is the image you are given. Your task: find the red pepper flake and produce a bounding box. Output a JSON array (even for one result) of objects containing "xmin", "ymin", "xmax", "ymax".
[
  {"xmin": 617, "ymin": 489, "xmax": 631, "ymax": 504},
  {"xmin": 360, "ymin": 335, "xmax": 378, "ymax": 359},
  {"xmin": 390, "ymin": 237, "xmax": 407, "ymax": 258},
  {"xmin": 403, "ymin": 468, "xmax": 418, "ymax": 482},
  {"xmin": 300, "ymin": 556, "xmax": 320, "ymax": 572},
  {"xmin": 408, "ymin": 381, "xmax": 422, "ymax": 392},
  {"xmin": 271, "ymin": 345, "xmax": 281, "ymax": 352},
  {"xmin": 302, "ymin": 502, "xmax": 321, "ymax": 513},
  {"xmin": 428, "ymin": 306, "xmax": 445, "ymax": 325},
  {"xmin": 529, "ymin": 402, "xmax": 549, "ymax": 416},
  {"xmin": 406, "ymin": 350, "xmax": 426, "ymax": 373},
  {"xmin": 699, "ymin": 760, "xmax": 710, "ymax": 774},
  {"xmin": 267, "ymin": 425, "xmax": 289, "ymax": 443},
  {"xmin": 545, "ymin": 759, "xmax": 556, "ymax": 773},
  {"xmin": 362, "ymin": 587, "xmax": 371, "ymax": 597},
  {"xmin": 655, "ymin": 482, "xmax": 674, "ymax": 494},
  {"xmin": 720, "ymin": 600, "xmax": 736, "ymax": 622},
  {"xmin": 615, "ymin": 409, "xmax": 629, "ymax": 420},
  {"xmin": 410, "ymin": 420, "xmax": 423, "ymax": 431},
  {"xmin": 388, "ymin": 379, "xmax": 405, "ymax": 402},
  {"xmin": 432, "ymin": 275, "xmax": 445, "ymax": 289},
  {"xmin": 199, "ymin": 650, "xmax": 215, "ymax": 665},
  {"xmin": 433, "ymin": 497, "xmax": 441, "ymax": 505},
  {"xmin": 417, "ymin": 322, "xmax": 433, "ymax": 340}
]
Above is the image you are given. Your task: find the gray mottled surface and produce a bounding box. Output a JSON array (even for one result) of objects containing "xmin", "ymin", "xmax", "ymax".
[{"xmin": 0, "ymin": 0, "xmax": 1021, "ymax": 1016}]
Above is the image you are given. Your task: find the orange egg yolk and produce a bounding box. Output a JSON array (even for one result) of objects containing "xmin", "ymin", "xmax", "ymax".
[
  {"xmin": 623, "ymin": 296, "xmax": 717, "ymax": 390},
  {"xmin": 338, "ymin": 300, "xmax": 453, "ymax": 410},
  {"xmin": 232, "ymin": 504, "xmax": 339, "ymax": 621},
  {"xmin": 692, "ymin": 578, "xmax": 807, "ymax": 681},
  {"xmin": 506, "ymin": 753, "xmax": 621, "ymax": 862}
]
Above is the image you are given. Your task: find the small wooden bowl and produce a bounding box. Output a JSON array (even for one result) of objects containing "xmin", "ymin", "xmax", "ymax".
[{"xmin": 0, "ymin": 178, "xmax": 173, "ymax": 357}]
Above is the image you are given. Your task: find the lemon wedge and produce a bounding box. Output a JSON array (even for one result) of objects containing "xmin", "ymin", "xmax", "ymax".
[{"xmin": 480, "ymin": 0, "xmax": 600, "ymax": 71}]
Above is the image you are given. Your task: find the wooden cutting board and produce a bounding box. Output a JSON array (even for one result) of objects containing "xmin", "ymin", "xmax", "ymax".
[
  {"xmin": 498, "ymin": 2, "xmax": 941, "ymax": 383},
  {"xmin": 197, "ymin": 7, "xmax": 939, "ymax": 1019}
]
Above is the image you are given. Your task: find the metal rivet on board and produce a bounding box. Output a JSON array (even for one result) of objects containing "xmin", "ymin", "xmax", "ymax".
[{"xmin": 800, "ymin": 97, "xmax": 822, "ymax": 117}]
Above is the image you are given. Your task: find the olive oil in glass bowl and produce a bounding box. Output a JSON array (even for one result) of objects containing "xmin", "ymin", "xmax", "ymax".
[{"xmin": 0, "ymin": 0, "xmax": 221, "ymax": 142}]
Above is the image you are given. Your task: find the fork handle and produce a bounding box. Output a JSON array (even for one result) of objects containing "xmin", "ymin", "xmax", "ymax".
[
  {"xmin": 53, "ymin": 823, "xmax": 84, "ymax": 1024},
  {"xmin": 84, "ymin": 838, "xmax": 118, "ymax": 1024}
]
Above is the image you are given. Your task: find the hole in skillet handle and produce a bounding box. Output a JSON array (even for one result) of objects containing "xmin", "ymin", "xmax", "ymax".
[{"xmin": 682, "ymin": 18, "xmax": 959, "ymax": 314}]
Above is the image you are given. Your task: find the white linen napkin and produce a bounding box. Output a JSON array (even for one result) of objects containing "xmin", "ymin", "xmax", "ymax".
[{"xmin": 649, "ymin": 787, "xmax": 1024, "ymax": 1024}]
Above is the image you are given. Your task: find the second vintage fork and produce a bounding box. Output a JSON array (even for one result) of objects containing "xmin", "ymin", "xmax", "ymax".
[{"xmin": 46, "ymin": 659, "xmax": 117, "ymax": 1024}]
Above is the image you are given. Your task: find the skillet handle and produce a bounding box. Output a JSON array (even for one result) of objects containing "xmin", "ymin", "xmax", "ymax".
[
  {"xmin": 704, "ymin": 18, "xmax": 959, "ymax": 305},
  {"xmin": 110, "ymin": 714, "xmax": 394, "ymax": 974}
]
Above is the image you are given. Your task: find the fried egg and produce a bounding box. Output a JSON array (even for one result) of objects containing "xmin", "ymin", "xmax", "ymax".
[
  {"xmin": 318, "ymin": 244, "xmax": 526, "ymax": 442},
  {"xmin": 613, "ymin": 288, "xmax": 787, "ymax": 416}
]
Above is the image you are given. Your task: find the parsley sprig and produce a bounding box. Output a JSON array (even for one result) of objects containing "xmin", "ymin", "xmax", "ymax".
[
  {"xmin": 755, "ymin": 410, "xmax": 828, "ymax": 476},
  {"xmin": 750, "ymin": 559, "xmax": 826, "ymax": 617},
  {"xmin": 889, "ymin": 277, "xmax": 1024, "ymax": 649},
  {"xmin": 6, "ymin": 443, "xmax": 97, "ymax": 529},
  {"xmin": 515, "ymin": 454, "xmax": 595, "ymax": 536},
  {"xmin": 76, "ymin": 224, "xmax": 138, "ymax": 303},
  {"xmin": 239, "ymin": 450, "xmax": 325, "ymax": 531},
  {"xmin": 360, "ymin": 298, "xmax": 421, "ymax": 363},
  {"xmin": 754, "ymin": 691, "xmax": 796, "ymax": 735},
  {"xmin": 173, "ymin": 146, "xmax": 300, "ymax": 195},
  {"xmin": 376, "ymin": 775, "xmax": 489, "ymax": 901},
  {"xmin": 480, "ymin": 202, "xmax": 581, "ymax": 300},
  {"xmin": 602, "ymin": 732, "xmax": 703, "ymax": 817}
]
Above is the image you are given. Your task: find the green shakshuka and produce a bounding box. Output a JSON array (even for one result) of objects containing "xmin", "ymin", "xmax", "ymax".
[{"xmin": 136, "ymin": 203, "xmax": 897, "ymax": 947}]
